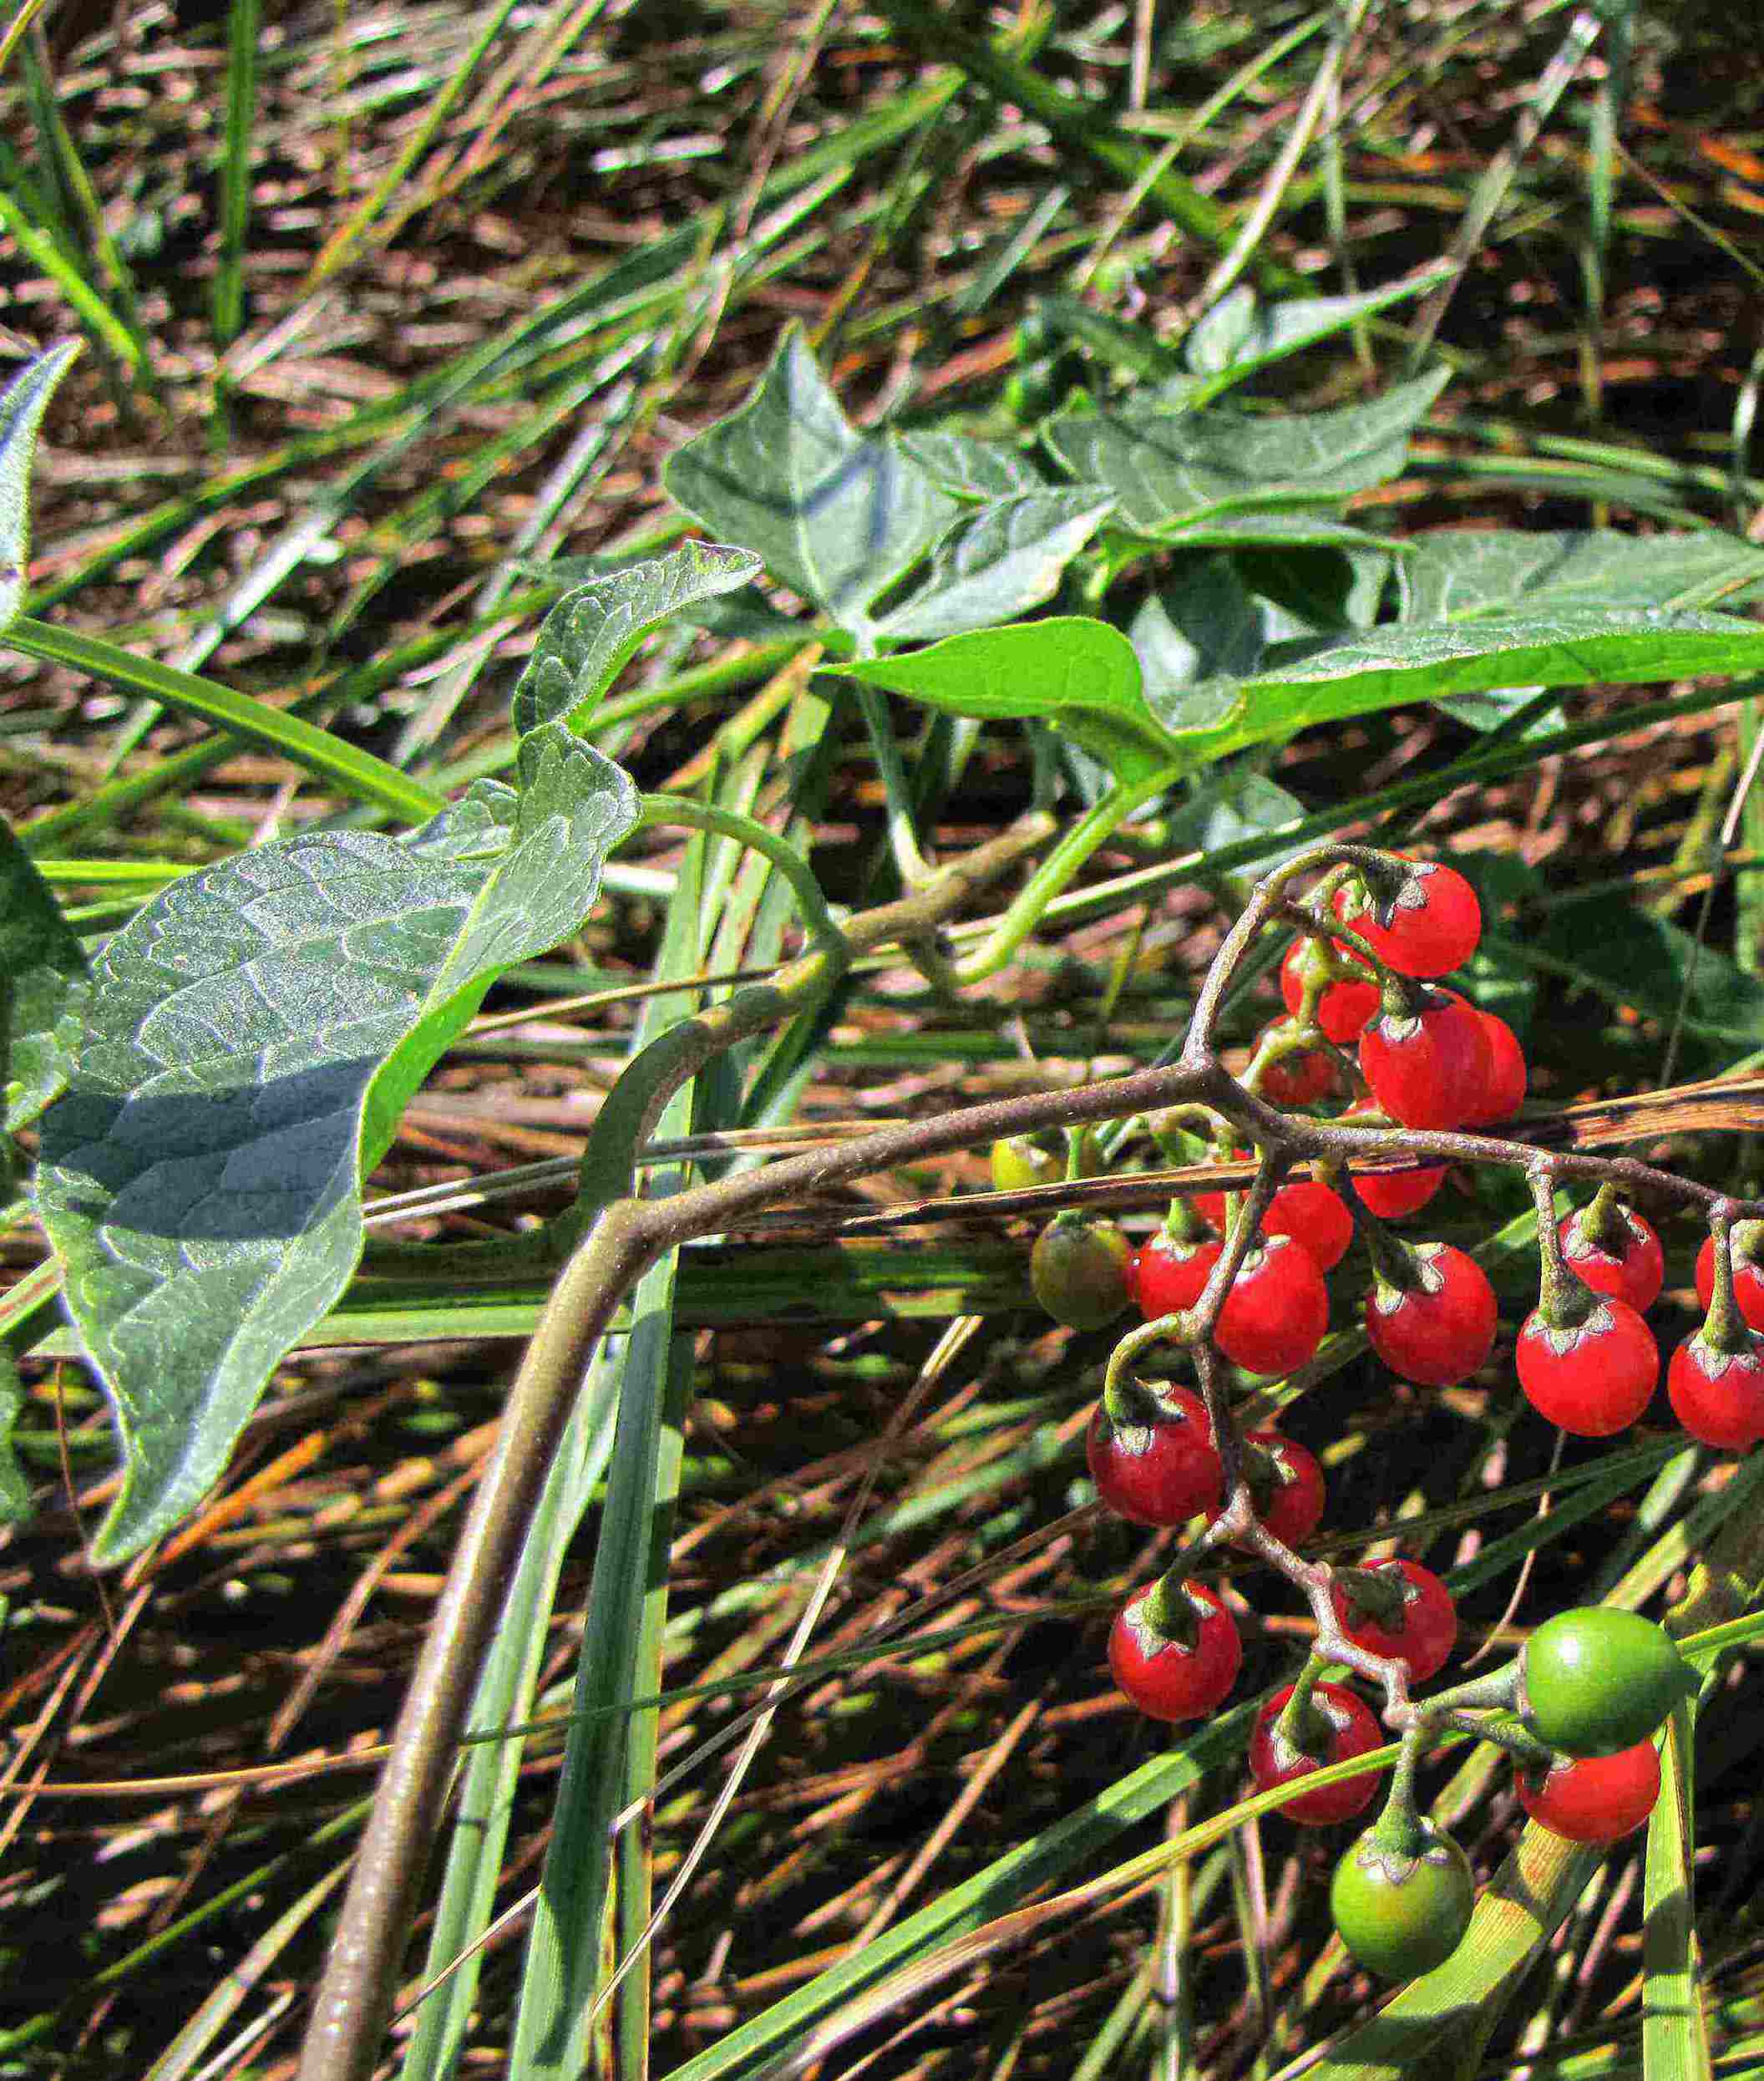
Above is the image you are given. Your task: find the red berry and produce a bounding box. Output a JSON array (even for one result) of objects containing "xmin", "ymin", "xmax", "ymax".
[
  {"xmin": 1558, "ymin": 1204, "xmax": 1664, "ymax": 1314},
  {"xmin": 1695, "ymin": 1231, "xmax": 1764, "ymax": 1332},
  {"xmin": 1460, "ymin": 1011, "xmax": 1526, "ymax": 1127},
  {"xmin": 1108, "ymin": 1581, "xmax": 1242, "ymax": 1722},
  {"xmin": 1087, "ymin": 1388, "xmax": 1224, "ymax": 1525},
  {"xmin": 1249, "ymin": 1682, "xmax": 1385, "ymax": 1826},
  {"xmin": 1516, "ymin": 1294, "xmax": 1659, "ymax": 1436},
  {"xmin": 1214, "ymin": 1233, "xmax": 1330, "ymax": 1377},
  {"xmin": 1280, "ymin": 937, "xmax": 1381, "ymax": 1045},
  {"xmin": 1264, "ymin": 1178, "xmax": 1354, "ymax": 1271},
  {"xmin": 1517, "ymin": 1742, "xmax": 1661, "ymax": 1844},
  {"xmin": 1342, "ymin": 1101, "xmax": 1446, "ymax": 1219},
  {"xmin": 1358, "ymin": 987, "xmax": 1492, "ymax": 1131},
  {"xmin": 1189, "ymin": 1163, "xmax": 1350, "ymax": 1271},
  {"xmin": 1334, "ymin": 860, "xmax": 1482, "ymax": 978},
  {"xmin": 1254, "ymin": 1020, "xmax": 1339, "ymax": 1107},
  {"xmin": 1365, "ymin": 1242, "xmax": 1497, "ymax": 1388},
  {"xmin": 1331, "ymin": 1558, "xmax": 1457, "ymax": 1683},
  {"xmin": 1351, "ymin": 1160, "xmax": 1447, "ymax": 1221},
  {"xmin": 1238, "ymin": 1430, "xmax": 1326, "ymax": 1546},
  {"xmin": 1666, "ymin": 1332, "xmax": 1764, "ymax": 1450},
  {"xmin": 1135, "ymin": 1232, "xmax": 1223, "ymax": 1319}
]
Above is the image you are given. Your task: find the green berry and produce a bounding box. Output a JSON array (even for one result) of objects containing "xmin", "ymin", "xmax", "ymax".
[{"xmin": 1519, "ymin": 1608, "xmax": 1692, "ymax": 1758}]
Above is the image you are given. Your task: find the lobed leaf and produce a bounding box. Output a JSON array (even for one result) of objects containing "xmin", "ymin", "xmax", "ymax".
[
  {"xmin": 879, "ymin": 490, "xmax": 1114, "ymax": 642},
  {"xmin": 663, "ymin": 322, "xmax": 956, "ymax": 626},
  {"xmin": 34, "ymin": 723, "xmax": 639, "ymax": 1563},
  {"xmin": 1400, "ymin": 527, "xmax": 1764, "ymax": 622}
]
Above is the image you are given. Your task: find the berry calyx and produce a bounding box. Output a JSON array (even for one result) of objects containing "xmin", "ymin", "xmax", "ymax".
[
  {"xmin": 1694, "ymin": 1221, "xmax": 1764, "ymax": 1332},
  {"xmin": 1249, "ymin": 1680, "xmax": 1384, "ymax": 1826},
  {"xmin": 1518, "ymin": 1607, "xmax": 1691, "ymax": 1757},
  {"xmin": 1557, "ymin": 1186, "xmax": 1665, "ymax": 1313},
  {"xmin": 1236, "ymin": 1430, "xmax": 1326, "ymax": 1547},
  {"xmin": 1365, "ymin": 1241, "xmax": 1498, "ymax": 1389},
  {"xmin": 1331, "ymin": 1559, "xmax": 1457, "ymax": 1684},
  {"xmin": 1030, "ymin": 1213, "xmax": 1133, "ymax": 1332},
  {"xmin": 1667, "ymin": 1334, "xmax": 1764, "ymax": 1449},
  {"xmin": 1460, "ymin": 1010, "xmax": 1526, "ymax": 1127},
  {"xmin": 1515, "ymin": 1293, "xmax": 1658, "ymax": 1436},
  {"xmin": 1358, "ymin": 984, "xmax": 1492, "ymax": 1131},
  {"xmin": 1517, "ymin": 1742, "xmax": 1661, "ymax": 1844},
  {"xmin": 1087, "ymin": 1384, "xmax": 1224, "ymax": 1525},
  {"xmin": 1330, "ymin": 1820, "xmax": 1475, "ymax": 1979},
  {"xmin": 1280, "ymin": 936, "xmax": 1381, "ymax": 1045},
  {"xmin": 1108, "ymin": 1578, "xmax": 1242, "ymax": 1723},
  {"xmin": 1134, "ymin": 1231, "xmax": 1224, "ymax": 1320},
  {"xmin": 1333, "ymin": 858, "xmax": 1482, "ymax": 979},
  {"xmin": 1214, "ymin": 1233, "xmax": 1330, "ymax": 1377}
]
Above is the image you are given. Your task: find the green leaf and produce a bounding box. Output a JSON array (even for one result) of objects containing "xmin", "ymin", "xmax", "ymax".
[
  {"xmin": 1142, "ymin": 609, "xmax": 1764, "ymax": 753},
  {"xmin": 509, "ymin": 541, "xmax": 760, "ymax": 735},
  {"xmin": 0, "ymin": 342, "xmax": 80, "ymax": 640},
  {"xmin": 1184, "ymin": 272, "xmax": 1452, "ymax": 388},
  {"xmin": 1400, "ymin": 528, "xmax": 1764, "ymax": 622},
  {"xmin": 879, "ymin": 491, "xmax": 1113, "ymax": 642},
  {"xmin": 1044, "ymin": 368, "xmax": 1448, "ymax": 533},
  {"xmin": 1515, "ymin": 901, "xmax": 1764, "ymax": 1051},
  {"xmin": 33, "ymin": 723, "xmax": 640, "ymax": 1564},
  {"xmin": 1642, "ymin": 1705, "xmax": 1713, "ymax": 2081},
  {"xmin": 1, "ymin": 810, "xmax": 88, "ymax": 1139},
  {"xmin": 663, "ymin": 323, "xmax": 957, "ymax": 625},
  {"xmin": 826, "ymin": 617, "xmax": 1182, "ymax": 784},
  {"xmin": 1130, "ymin": 556, "xmax": 1314, "ymax": 706},
  {"xmin": 896, "ymin": 432, "xmax": 1047, "ymax": 500}
]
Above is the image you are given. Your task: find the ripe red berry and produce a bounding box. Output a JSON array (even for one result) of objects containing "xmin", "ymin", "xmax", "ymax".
[
  {"xmin": 1214, "ymin": 1233, "xmax": 1330, "ymax": 1377},
  {"xmin": 1516, "ymin": 1293, "xmax": 1659, "ymax": 1436},
  {"xmin": 1331, "ymin": 1558, "xmax": 1457, "ymax": 1683},
  {"xmin": 1333, "ymin": 860, "xmax": 1482, "ymax": 978},
  {"xmin": 1087, "ymin": 1388, "xmax": 1224, "ymax": 1525},
  {"xmin": 1666, "ymin": 1331, "xmax": 1764, "ymax": 1450},
  {"xmin": 1365, "ymin": 1242, "xmax": 1498, "ymax": 1388},
  {"xmin": 1189, "ymin": 1159, "xmax": 1351, "ymax": 1270},
  {"xmin": 1238, "ymin": 1430, "xmax": 1326, "ymax": 1546},
  {"xmin": 1358, "ymin": 987, "xmax": 1492, "ymax": 1131},
  {"xmin": 1557, "ymin": 1202, "xmax": 1664, "ymax": 1314},
  {"xmin": 1460, "ymin": 1011, "xmax": 1526, "ymax": 1127},
  {"xmin": 1517, "ymin": 1742, "xmax": 1661, "ymax": 1844},
  {"xmin": 1351, "ymin": 1160, "xmax": 1446, "ymax": 1221},
  {"xmin": 1249, "ymin": 1682, "xmax": 1385, "ymax": 1826},
  {"xmin": 1695, "ymin": 1230, "xmax": 1764, "ymax": 1332},
  {"xmin": 1264, "ymin": 1178, "xmax": 1354, "ymax": 1272},
  {"xmin": 1135, "ymin": 1232, "xmax": 1223, "ymax": 1319},
  {"xmin": 1108, "ymin": 1581, "xmax": 1242, "ymax": 1722},
  {"xmin": 1342, "ymin": 1101, "xmax": 1446, "ymax": 1219},
  {"xmin": 1280, "ymin": 937, "xmax": 1381, "ymax": 1045},
  {"xmin": 1254, "ymin": 1021, "xmax": 1340, "ymax": 1107}
]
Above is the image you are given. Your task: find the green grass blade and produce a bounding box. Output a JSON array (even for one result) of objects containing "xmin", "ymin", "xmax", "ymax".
[
  {"xmin": 210, "ymin": 0, "xmax": 259, "ymax": 351},
  {"xmin": 3, "ymin": 617, "xmax": 442, "ymax": 826},
  {"xmin": 1642, "ymin": 1703, "xmax": 1712, "ymax": 2081}
]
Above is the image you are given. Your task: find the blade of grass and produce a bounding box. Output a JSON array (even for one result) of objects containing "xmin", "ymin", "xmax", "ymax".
[
  {"xmin": 3, "ymin": 617, "xmax": 443, "ymax": 826},
  {"xmin": 210, "ymin": 0, "xmax": 259, "ymax": 353}
]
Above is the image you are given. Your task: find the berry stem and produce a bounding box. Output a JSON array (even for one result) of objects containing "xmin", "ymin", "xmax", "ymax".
[
  {"xmin": 1527, "ymin": 1164, "xmax": 1599, "ymax": 1332},
  {"xmin": 1701, "ymin": 1200, "xmax": 1752, "ymax": 1355},
  {"xmin": 1274, "ymin": 1655, "xmax": 1332, "ymax": 1751},
  {"xmin": 1575, "ymin": 1180, "xmax": 1633, "ymax": 1257},
  {"xmin": 1367, "ymin": 1726, "xmax": 1431, "ymax": 1858}
]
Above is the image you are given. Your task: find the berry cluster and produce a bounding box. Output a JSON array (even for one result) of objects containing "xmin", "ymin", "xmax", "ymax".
[{"xmin": 990, "ymin": 844, "xmax": 1742, "ymax": 1983}]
